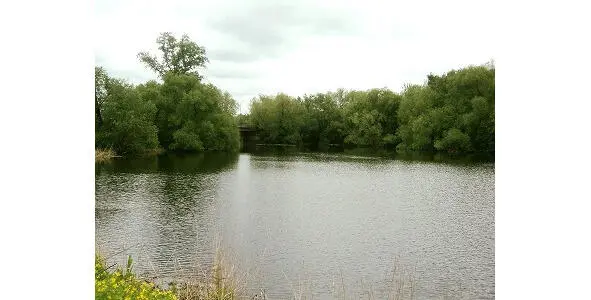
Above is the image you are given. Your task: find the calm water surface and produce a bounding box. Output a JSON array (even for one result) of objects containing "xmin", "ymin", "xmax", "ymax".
[{"xmin": 96, "ymin": 152, "xmax": 494, "ymax": 299}]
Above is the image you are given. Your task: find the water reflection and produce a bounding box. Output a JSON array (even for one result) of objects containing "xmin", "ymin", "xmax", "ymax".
[
  {"xmin": 96, "ymin": 152, "xmax": 239, "ymax": 174},
  {"xmin": 96, "ymin": 152, "xmax": 494, "ymax": 299}
]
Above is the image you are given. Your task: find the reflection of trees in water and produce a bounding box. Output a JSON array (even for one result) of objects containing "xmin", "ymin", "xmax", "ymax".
[
  {"xmin": 157, "ymin": 152, "xmax": 239, "ymax": 174},
  {"xmin": 97, "ymin": 152, "xmax": 494, "ymax": 297},
  {"xmin": 96, "ymin": 158, "xmax": 159, "ymax": 175},
  {"xmin": 393, "ymin": 151, "xmax": 494, "ymax": 165},
  {"xmin": 96, "ymin": 154, "xmax": 238, "ymax": 282},
  {"xmin": 147, "ymin": 171, "xmax": 226, "ymax": 281},
  {"xmin": 245, "ymin": 149, "xmax": 493, "ymax": 170},
  {"xmin": 96, "ymin": 174, "xmax": 165, "ymax": 277},
  {"xmin": 159, "ymin": 174, "xmax": 213, "ymax": 219},
  {"xmin": 95, "ymin": 174, "xmax": 143, "ymax": 225},
  {"xmin": 96, "ymin": 152, "xmax": 239, "ymax": 174}
]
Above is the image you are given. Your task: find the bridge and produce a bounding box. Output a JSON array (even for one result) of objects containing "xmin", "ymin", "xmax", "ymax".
[{"xmin": 238, "ymin": 125, "xmax": 258, "ymax": 152}]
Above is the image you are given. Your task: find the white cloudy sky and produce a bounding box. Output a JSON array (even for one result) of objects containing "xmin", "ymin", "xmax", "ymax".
[{"xmin": 95, "ymin": 0, "xmax": 495, "ymax": 113}]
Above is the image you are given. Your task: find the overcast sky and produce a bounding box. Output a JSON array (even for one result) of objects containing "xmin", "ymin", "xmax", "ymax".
[{"xmin": 95, "ymin": 0, "xmax": 495, "ymax": 113}]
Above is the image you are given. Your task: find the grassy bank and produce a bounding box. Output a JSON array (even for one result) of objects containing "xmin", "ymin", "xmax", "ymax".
[
  {"xmin": 96, "ymin": 248, "xmax": 247, "ymax": 300},
  {"xmin": 95, "ymin": 251, "xmax": 417, "ymax": 300}
]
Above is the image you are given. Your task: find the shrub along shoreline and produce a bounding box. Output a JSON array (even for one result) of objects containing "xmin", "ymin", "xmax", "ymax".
[
  {"xmin": 241, "ymin": 62, "xmax": 494, "ymax": 153},
  {"xmin": 95, "ymin": 33, "xmax": 494, "ymax": 160}
]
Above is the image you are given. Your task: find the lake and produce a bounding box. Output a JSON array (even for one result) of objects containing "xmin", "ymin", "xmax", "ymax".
[{"xmin": 96, "ymin": 151, "xmax": 494, "ymax": 299}]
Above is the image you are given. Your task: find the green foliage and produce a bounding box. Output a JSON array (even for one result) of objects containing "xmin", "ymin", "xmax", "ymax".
[
  {"xmin": 246, "ymin": 62, "xmax": 493, "ymax": 153},
  {"xmin": 395, "ymin": 85, "xmax": 436, "ymax": 151},
  {"xmin": 98, "ymin": 33, "xmax": 494, "ymax": 155},
  {"xmin": 341, "ymin": 88, "xmax": 401, "ymax": 149},
  {"xmin": 301, "ymin": 92, "xmax": 345, "ymax": 150},
  {"xmin": 434, "ymin": 128, "xmax": 472, "ymax": 152},
  {"xmin": 396, "ymin": 65, "xmax": 495, "ymax": 152},
  {"xmin": 148, "ymin": 74, "xmax": 239, "ymax": 152},
  {"xmin": 95, "ymin": 69, "xmax": 239, "ymax": 155},
  {"xmin": 95, "ymin": 71, "xmax": 159, "ymax": 155},
  {"xmin": 382, "ymin": 134, "xmax": 399, "ymax": 147},
  {"xmin": 95, "ymin": 66, "xmax": 108, "ymax": 129},
  {"xmin": 95, "ymin": 255, "xmax": 177, "ymax": 300},
  {"xmin": 138, "ymin": 32, "xmax": 209, "ymax": 80},
  {"xmin": 249, "ymin": 93, "xmax": 305, "ymax": 145},
  {"xmin": 96, "ymin": 33, "xmax": 240, "ymax": 156}
]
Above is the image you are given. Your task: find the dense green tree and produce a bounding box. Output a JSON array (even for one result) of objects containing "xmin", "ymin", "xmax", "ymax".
[
  {"xmin": 95, "ymin": 66, "xmax": 110, "ymax": 148},
  {"xmin": 135, "ymin": 33, "xmax": 240, "ymax": 153},
  {"xmin": 138, "ymin": 32, "xmax": 209, "ymax": 80},
  {"xmin": 170, "ymin": 79, "xmax": 239, "ymax": 152},
  {"xmin": 96, "ymin": 75, "xmax": 159, "ymax": 155},
  {"xmin": 138, "ymin": 73, "xmax": 240, "ymax": 152},
  {"xmin": 434, "ymin": 128, "xmax": 471, "ymax": 152},
  {"xmin": 396, "ymin": 85, "xmax": 436, "ymax": 151},
  {"xmin": 369, "ymin": 89, "xmax": 401, "ymax": 147},
  {"xmin": 342, "ymin": 90, "xmax": 383, "ymax": 148},
  {"xmin": 96, "ymin": 32, "xmax": 240, "ymax": 156},
  {"xmin": 301, "ymin": 92, "xmax": 344, "ymax": 150},
  {"xmin": 395, "ymin": 64, "xmax": 495, "ymax": 152},
  {"xmin": 249, "ymin": 94, "xmax": 305, "ymax": 145},
  {"xmin": 340, "ymin": 88, "xmax": 401, "ymax": 149},
  {"xmin": 98, "ymin": 34, "xmax": 494, "ymax": 157},
  {"xmin": 95, "ymin": 66, "xmax": 108, "ymax": 129},
  {"xmin": 245, "ymin": 62, "xmax": 494, "ymax": 153}
]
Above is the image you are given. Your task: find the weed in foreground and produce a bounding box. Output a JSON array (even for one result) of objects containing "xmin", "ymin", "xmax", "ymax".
[{"xmin": 95, "ymin": 254, "xmax": 177, "ymax": 300}]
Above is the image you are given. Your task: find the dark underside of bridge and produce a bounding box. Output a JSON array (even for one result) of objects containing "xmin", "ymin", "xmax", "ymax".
[{"xmin": 238, "ymin": 125, "xmax": 258, "ymax": 152}]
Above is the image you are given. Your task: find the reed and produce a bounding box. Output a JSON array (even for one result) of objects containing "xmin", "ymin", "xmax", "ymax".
[
  {"xmin": 95, "ymin": 148, "xmax": 116, "ymax": 163},
  {"xmin": 96, "ymin": 245, "xmax": 418, "ymax": 300}
]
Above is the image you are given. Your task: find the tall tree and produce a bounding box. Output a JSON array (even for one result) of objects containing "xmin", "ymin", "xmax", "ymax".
[
  {"xmin": 301, "ymin": 92, "xmax": 344, "ymax": 150},
  {"xmin": 138, "ymin": 32, "xmax": 209, "ymax": 80},
  {"xmin": 98, "ymin": 77, "xmax": 159, "ymax": 154},
  {"xmin": 138, "ymin": 73, "xmax": 240, "ymax": 152},
  {"xmin": 95, "ymin": 66, "xmax": 109, "ymax": 128},
  {"xmin": 396, "ymin": 64, "xmax": 495, "ymax": 152},
  {"xmin": 250, "ymin": 94, "xmax": 305, "ymax": 145}
]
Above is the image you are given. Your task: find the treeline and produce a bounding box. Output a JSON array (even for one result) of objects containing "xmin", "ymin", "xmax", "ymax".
[
  {"xmin": 95, "ymin": 33, "xmax": 240, "ymax": 156},
  {"xmin": 241, "ymin": 62, "xmax": 494, "ymax": 153},
  {"xmin": 96, "ymin": 32, "xmax": 494, "ymax": 155}
]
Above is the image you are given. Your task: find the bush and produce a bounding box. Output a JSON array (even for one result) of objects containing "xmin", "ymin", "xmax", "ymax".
[
  {"xmin": 100, "ymin": 80, "xmax": 159, "ymax": 155},
  {"xmin": 154, "ymin": 74, "xmax": 240, "ymax": 152},
  {"xmin": 95, "ymin": 255, "xmax": 177, "ymax": 300},
  {"xmin": 434, "ymin": 128, "xmax": 472, "ymax": 152}
]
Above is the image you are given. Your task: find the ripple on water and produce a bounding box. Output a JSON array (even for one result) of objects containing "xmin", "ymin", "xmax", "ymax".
[{"xmin": 96, "ymin": 153, "xmax": 494, "ymax": 299}]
